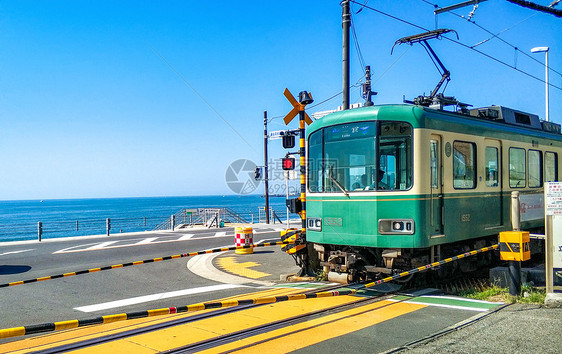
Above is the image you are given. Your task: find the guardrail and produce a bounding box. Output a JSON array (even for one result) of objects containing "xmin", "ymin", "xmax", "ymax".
[
  {"xmin": 0, "ymin": 206, "xmax": 291, "ymax": 242},
  {"xmin": 153, "ymin": 206, "xmax": 289, "ymax": 231},
  {"xmin": 0, "ymin": 216, "xmax": 170, "ymax": 243}
]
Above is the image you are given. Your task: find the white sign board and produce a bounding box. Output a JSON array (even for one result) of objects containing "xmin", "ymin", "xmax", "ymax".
[
  {"xmin": 545, "ymin": 182, "xmax": 562, "ymax": 271},
  {"xmin": 269, "ymin": 130, "xmax": 285, "ymax": 140},
  {"xmin": 545, "ymin": 182, "xmax": 562, "ymax": 216},
  {"xmin": 553, "ymin": 216, "xmax": 562, "ymax": 268},
  {"xmin": 283, "ymin": 170, "xmax": 298, "ymax": 180}
]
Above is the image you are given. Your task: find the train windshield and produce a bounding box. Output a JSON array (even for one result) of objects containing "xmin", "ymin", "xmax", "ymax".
[{"xmin": 308, "ymin": 121, "xmax": 412, "ymax": 193}]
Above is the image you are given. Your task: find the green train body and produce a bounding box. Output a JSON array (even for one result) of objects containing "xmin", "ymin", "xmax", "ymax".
[{"xmin": 305, "ymin": 104, "xmax": 561, "ymax": 281}]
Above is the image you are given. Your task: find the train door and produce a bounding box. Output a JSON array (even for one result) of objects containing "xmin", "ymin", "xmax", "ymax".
[
  {"xmin": 484, "ymin": 139, "xmax": 503, "ymax": 226},
  {"xmin": 430, "ymin": 135, "xmax": 444, "ymax": 236}
]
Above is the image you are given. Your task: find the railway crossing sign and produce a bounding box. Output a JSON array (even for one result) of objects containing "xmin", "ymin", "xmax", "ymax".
[{"xmin": 283, "ymin": 88, "xmax": 313, "ymax": 125}]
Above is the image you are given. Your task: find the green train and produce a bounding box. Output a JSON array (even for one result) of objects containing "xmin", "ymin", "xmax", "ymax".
[{"xmin": 305, "ymin": 104, "xmax": 561, "ymax": 283}]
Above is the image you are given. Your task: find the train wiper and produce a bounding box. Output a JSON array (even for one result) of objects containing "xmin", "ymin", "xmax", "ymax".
[{"xmin": 328, "ymin": 166, "xmax": 350, "ymax": 198}]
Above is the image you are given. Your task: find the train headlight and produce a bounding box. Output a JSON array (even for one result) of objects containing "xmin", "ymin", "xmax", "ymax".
[
  {"xmin": 307, "ymin": 217, "xmax": 322, "ymax": 231},
  {"xmin": 378, "ymin": 219, "xmax": 415, "ymax": 235}
]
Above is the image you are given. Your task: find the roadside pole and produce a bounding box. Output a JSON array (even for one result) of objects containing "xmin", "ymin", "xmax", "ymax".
[{"xmin": 264, "ymin": 111, "xmax": 270, "ymax": 224}]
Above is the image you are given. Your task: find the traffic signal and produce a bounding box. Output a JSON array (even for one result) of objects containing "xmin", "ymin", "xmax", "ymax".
[
  {"xmin": 254, "ymin": 166, "xmax": 262, "ymax": 180},
  {"xmin": 286, "ymin": 198, "xmax": 302, "ymax": 214},
  {"xmin": 282, "ymin": 134, "xmax": 295, "ymax": 149},
  {"xmin": 282, "ymin": 157, "xmax": 295, "ymax": 170}
]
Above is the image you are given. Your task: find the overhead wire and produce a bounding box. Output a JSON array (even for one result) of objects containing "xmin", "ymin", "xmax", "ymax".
[
  {"xmin": 421, "ymin": 0, "xmax": 562, "ymax": 77},
  {"xmin": 349, "ymin": 0, "xmax": 562, "ymax": 91}
]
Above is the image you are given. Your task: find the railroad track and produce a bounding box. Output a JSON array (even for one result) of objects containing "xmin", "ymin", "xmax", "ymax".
[{"xmin": 28, "ymin": 284, "xmax": 398, "ymax": 354}]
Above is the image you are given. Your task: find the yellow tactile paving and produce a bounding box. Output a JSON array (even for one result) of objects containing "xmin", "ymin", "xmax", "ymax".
[
  {"xmin": 0, "ymin": 287, "xmax": 304, "ymax": 354},
  {"xmin": 200, "ymin": 300, "xmax": 427, "ymax": 354},
  {"xmin": 66, "ymin": 292, "xmax": 363, "ymax": 353},
  {"xmin": 216, "ymin": 256, "xmax": 272, "ymax": 279}
]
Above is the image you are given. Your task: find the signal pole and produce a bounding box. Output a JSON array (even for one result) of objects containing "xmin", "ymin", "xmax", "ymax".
[
  {"xmin": 264, "ymin": 111, "xmax": 270, "ymax": 224},
  {"xmin": 342, "ymin": 0, "xmax": 350, "ymax": 110}
]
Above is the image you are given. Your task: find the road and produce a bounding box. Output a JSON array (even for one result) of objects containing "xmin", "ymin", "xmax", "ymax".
[
  {"xmin": 0, "ymin": 225, "xmax": 507, "ymax": 353},
  {"xmin": 0, "ymin": 225, "xmax": 292, "ymax": 331}
]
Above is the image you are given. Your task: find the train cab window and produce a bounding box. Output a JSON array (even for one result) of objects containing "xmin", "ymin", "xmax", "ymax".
[
  {"xmin": 485, "ymin": 147, "xmax": 499, "ymax": 187},
  {"xmin": 528, "ymin": 150, "xmax": 542, "ymax": 188},
  {"xmin": 307, "ymin": 121, "xmax": 412, "ymax": 193},
  {"xmin": 545, "ymin": 152, "xmax": 558, "ymax": 182},
  {"xmin": 308, "ymin": 130, "xmax": 323, "ymax": 193},
  {"xmin": 453, "ymin": 141, "xmax": 476, "ymax": 189},
  {"xmin": 377, "ymin": 122, "xmax": 412, "ymax": 190},
  {"xmin": 509, "ymin": 148, "xmax": 526, "ymax": 188}
]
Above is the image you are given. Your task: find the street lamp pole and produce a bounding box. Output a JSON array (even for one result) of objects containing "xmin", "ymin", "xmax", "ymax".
[{"xmin": 531, "ymin": 46, "xmax": 549, "ymax": 122}]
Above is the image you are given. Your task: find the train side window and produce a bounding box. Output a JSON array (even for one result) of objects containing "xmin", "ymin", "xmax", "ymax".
[
  {"xmin": 545, "ymin": 152, "xmax": 558, "ymax": 182},
  {"xmin": 453, "ymin": 141, "xmax": 476, "ymax": 189},
  {"xmin": 528, "ymin": 150, "xmax": 542, "ymax": 188},
  {"xmin": 509, "ymin": 148, "xmax": 526, "ymax": 188},
  {"xmin": 485, "ymin": 147, "xmax": 499, "ymax": 187}
]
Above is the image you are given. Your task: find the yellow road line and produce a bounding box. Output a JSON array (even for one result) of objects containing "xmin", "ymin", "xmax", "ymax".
[{"xmin": 216, "ymin": 256, "xmax": 271, "ymax": 279}]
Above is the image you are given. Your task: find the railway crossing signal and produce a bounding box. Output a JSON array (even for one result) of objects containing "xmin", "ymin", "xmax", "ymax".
[
  {"xmin": 281, "ymin": 156, "xmax": 296, "ymax": 170},
  {"xmin": 283, "ymin": 88, "xmax": 313, "ymax": 125},
  {"xmin": 280, "ymin": 88, "xmax": 314, "ymax": 277}
]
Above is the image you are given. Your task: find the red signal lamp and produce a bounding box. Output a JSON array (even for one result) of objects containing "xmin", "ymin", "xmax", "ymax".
[{"xmin": 282, "ymin": 157, "xmax": 296, "ymax": 170}]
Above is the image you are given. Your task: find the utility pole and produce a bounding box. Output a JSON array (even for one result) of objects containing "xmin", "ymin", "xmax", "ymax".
[
  {"xmin": 342, "ymin": 0, "xmax": 350, "ymax": 110},
  {"xmin": 263, "ymin": 111, "xmax": 270, "ymax": 224},
  {"xmin": 362, "ymin": 65, "xmax": 377, "ymax": 106}
]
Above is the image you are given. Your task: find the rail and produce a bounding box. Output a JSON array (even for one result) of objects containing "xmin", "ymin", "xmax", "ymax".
[{"xmin": 0, "ymin": 242, "xmax": 499, "ymax": 339}]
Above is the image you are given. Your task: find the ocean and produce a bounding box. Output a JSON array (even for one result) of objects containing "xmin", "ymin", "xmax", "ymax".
[{"xmin": 0, "ymin": 195, "xmax": 289, "ymax": 243}]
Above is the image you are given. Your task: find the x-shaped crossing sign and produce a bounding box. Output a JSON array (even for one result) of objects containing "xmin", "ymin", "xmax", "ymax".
[{"xmin": 283, "ymin": 88, "xmax": 313, "ymax": 126}]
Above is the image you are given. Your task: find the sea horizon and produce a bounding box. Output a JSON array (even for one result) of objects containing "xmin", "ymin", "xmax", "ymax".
[
  {"xmin": 0, "ymin": 194, "xmax": 289, "ymax": 242},
  {"xmin": 0, "ymin": 193, "xmax": 268, "ymax": 203}
]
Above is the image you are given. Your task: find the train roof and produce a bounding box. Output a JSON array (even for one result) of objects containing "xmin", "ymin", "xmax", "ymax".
[{"xmin": 308, "ymin": 104, "xmax": 562, "ymax": 142}]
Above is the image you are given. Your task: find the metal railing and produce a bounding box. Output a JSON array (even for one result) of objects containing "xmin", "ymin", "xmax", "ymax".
[
  {"xmin": 153, "ymin": 207, "xmax": 254, "ymax": 231},
  {"xmin": 0, "ymin": 216, "xmax": 170, "ymax": 243},
  {"xmin": 0, "ymin": 205, "xmax": 292, "ymax": 242}
]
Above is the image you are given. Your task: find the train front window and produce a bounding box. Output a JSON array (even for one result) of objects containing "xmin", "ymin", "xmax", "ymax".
[{"xmin": 308, "ymin": 121, "xmax": 412, "ymax": 193}]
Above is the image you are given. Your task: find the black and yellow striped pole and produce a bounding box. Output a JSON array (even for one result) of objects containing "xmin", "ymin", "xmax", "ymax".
[
  {"xmin": 297, "ymin": 91, "xmax": 313, "ymax": 275},
  {"xmin": 297, "ymin": 92, "xmax": 313, "ymax": 238}
]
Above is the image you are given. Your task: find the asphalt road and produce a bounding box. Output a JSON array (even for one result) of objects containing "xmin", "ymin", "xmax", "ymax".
[
  {"xmin": 0, "ymin": 225, "xmax": 291, "ymax": 333},
  {"xmin": 3, "ymin": 226, "xmax": 542, "ymax": 353}
]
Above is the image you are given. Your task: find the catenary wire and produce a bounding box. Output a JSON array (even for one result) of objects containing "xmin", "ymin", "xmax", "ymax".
[
  {"xmin": 349, "ymin": 0, "xmax": 562, "ymax": 91},
  {"xmin": 420, "ymin": 0, "xmax": 562, "ymax": 77}
]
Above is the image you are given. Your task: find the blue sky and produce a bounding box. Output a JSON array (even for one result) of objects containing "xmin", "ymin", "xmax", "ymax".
[{"xmin": 0, "ymin": 1, "xmax": 560, "ymax": 200}]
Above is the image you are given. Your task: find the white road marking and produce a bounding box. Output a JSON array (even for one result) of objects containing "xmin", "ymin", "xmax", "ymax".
[
  {"xmin": 54, "ymin": 228, "xmax": 282, "ymax": 254},
  {"xmin": 386, "ymin": 298, "xmax": 491, "ymax": 312},
  {"xmin": 74, "ymin": 284, "xmax": 247, "ymax": 312},
  {"xmin": 0, "ymin": 249, "xmax": 34, "ymax": 256},
  {"xmin": 134, "ymin": 237, "xmax": 159, "ymax": 245},
  {"xmin": 177, "ymin": 234, "xmax": 195, "ymax": 240},
  {"xmin": 84, "ymin": 241, "xmax": 119, "ymax": 250}
]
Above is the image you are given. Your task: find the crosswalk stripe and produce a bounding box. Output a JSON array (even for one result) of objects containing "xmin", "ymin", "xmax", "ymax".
[
  {"xmin": 177, "ymin": 234, "xmax": 195, "ymax": 240},
  {"xmin": 84, "ymin": 241, "xmax": 119, "ymax": 250},
  {"xmin": 134, "ymin": 237, "xmax": 159, "ymax": 245}
]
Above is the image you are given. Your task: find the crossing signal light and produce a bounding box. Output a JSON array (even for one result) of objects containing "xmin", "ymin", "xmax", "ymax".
[
  {"xmin": 254, "ymin": 166, "xmax": 262, "ymax": 180},
  {"xmin": 282, "ymin": 134, "xmax": 295, "ymax": 149},
  {"xmin": 282, "ymin": 157, "xmax": 295, "ymax": 170}
]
